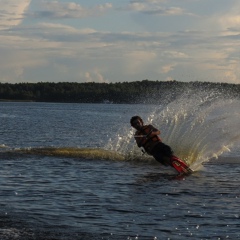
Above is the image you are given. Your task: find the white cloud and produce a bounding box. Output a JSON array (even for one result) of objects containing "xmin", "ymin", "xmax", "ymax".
[
  {"xmin": 163, "ymin": 51, "xmax": 189, "ymax": 59},
  {"xmin": 161, "ymin": 64, "xmax": 176, "ymax": 73},
  {"xmin": 0, "ymin": 0, "xmax": 31, "ymax": 30},
  {"xmin": 126, "ymin": 0, "xmax": 192, "ymax": 16},
  {"xmin": 84, "ymin": 70, "xmax": 108, "ymax": 83},
  {"xmin": 184, "ymin": 2, "xmax": 240, "ymax": 83},
  {"xmin": 130, "ymin": 0, "xmax": 167, "ymax": 4},
  {"xmin": 31, "ymin": 1, "xmax": 112, "ymax": 19},
  {"xmin": 124, "ymin": 50, "xmax": 157, "ymax": 74},
  {"xmin": 128, "ymin": 3, "xmax": 146, "ymax": 11},
  {"xmin": 215, "ymin": 1, "xmax": 240, "ymax": 32},
  {"xmin": 195, "ymin": 1, "xmax": 240, "ymax": 33},
  {"xmin": 198, "ymin": 60, "xmax": 240, "ymax": 84},
  {"xmin": 219, "ymin": 16, "xmax": 240, "ymax": 33},
  {"xmin": 0, "ymin": 48, "xmax": 48, "ymax": 82}
]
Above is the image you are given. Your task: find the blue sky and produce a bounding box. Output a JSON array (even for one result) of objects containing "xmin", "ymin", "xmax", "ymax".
[{"xmin": 0, "ymin": 0, "xmax": 239, "ymax": 84}]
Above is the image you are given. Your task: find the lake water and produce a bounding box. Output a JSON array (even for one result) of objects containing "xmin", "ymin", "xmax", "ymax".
[{"xmin": 0, "ymin": 93, "xmax": 240, "ymax": 240}]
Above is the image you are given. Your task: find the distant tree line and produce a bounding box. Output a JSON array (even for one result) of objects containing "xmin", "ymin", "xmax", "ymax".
[{"xmin": 0, "ymin": 80, "xmax": 239, "ymax": 104}]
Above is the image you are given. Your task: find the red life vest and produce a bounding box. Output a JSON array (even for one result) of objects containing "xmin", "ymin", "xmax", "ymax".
[{"xmin": 135, "ymin": 125, "xmax": 161, "ymax": 153}]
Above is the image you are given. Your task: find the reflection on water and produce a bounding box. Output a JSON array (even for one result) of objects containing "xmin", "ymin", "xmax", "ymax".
[{"xmin": 0, "ymin": 154, "xmax": 239, "ymax": 240}]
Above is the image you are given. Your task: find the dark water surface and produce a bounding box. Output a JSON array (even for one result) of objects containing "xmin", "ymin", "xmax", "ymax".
[{"xmin": 0, "ymin": 102, "xmax": 239, "ymax": 240}]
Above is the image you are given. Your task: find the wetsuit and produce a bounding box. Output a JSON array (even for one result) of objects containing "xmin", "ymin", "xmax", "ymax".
[{"xmin": 134, "ymin": 124, "xmax": 173, "ymax": 165}]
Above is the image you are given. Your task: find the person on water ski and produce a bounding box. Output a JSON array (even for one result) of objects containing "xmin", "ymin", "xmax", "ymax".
[{"xmin": 130, "ymin": 115, "xmax": 174, "ymax": 166}]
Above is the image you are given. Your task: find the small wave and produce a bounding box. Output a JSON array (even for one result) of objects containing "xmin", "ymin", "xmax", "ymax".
[
  {"xmin": 14, "ymin": 147, "xmax": 125, "ymax": 161},
  {"xmin": 1, "ymin": 146, "xmax": 160, "ymax": 164},
  {"xmin": 0, "ymin": 144, "xmax": 8, "ymax": 148}
]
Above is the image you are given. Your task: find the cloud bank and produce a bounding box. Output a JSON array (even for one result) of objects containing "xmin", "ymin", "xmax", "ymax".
[
  {"xmin": 0, "ymin": 0, "xmax": 239, "ymax": 84},
  {"xmin": 0, "ymin": 0, "xmax": 31, "ymax": 30},
  {"xmin": 29, "ymin": 1, "xmax": 112, "ymax": 19}
]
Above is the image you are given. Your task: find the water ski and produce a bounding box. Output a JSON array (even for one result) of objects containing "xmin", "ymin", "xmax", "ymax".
[{"xmin": 170, "ymin": 155, "xmax": 193, "ymax": 175}]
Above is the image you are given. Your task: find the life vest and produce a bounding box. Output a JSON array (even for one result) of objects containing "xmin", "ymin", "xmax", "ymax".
[{"xmin": 135, "ymin": 125, "xmax": 161, "ymax": 153}]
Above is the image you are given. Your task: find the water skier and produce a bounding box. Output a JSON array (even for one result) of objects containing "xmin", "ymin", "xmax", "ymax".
[{"xmin": 130, "ymin": 116, "xmax": 192, "ymax": 174}]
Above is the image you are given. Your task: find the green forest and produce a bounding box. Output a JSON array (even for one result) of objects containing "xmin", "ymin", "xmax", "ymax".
[{"xmin": 0, "ymin": 80, "xmax": 239, "ymax": 104}]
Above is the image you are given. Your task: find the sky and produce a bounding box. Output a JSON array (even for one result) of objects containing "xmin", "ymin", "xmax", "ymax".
[{"xmin": 0, "ymin": 0, "xmax": 239, "ymax": 84}]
